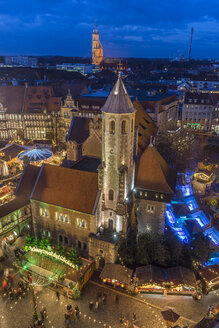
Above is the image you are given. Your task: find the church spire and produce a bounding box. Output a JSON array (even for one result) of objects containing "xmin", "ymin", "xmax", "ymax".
[{"xmin": 101, "ymin": 75, "xmax": 136, "ymax": 114}]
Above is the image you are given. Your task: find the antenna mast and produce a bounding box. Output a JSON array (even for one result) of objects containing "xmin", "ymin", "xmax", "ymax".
[{"xmin": 188, "ymin": 27, "xmax": 194, "ymax": 61}]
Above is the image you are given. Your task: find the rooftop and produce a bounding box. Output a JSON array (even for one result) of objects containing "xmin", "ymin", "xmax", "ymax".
[
  {"xmin": 31, "ymin": 164, "xmax": 99, "ymax": 215},
  {"xmin": 71, "ymin": 156, "xmax": 101, "ymax": 173},
  {"xmin": 136, "ymin": 144, "xmax": 176, "ymax": 194},
  {"xmin": 101, "ymin": 76, "xmax": 136, "ymax": 114}
]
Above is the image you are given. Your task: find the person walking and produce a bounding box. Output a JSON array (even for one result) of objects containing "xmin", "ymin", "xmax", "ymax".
[
  {"xmin": 95, "ymin": 300, "xmax": 99, "ymax": 311},
  {"xmin": 133, "ymin": 313, "xmax": 137, "ymax": 322},
  {"xmin": 56, "ymin": 290, "xmax": 60, "ymax": 301},
  {"xmin": 40, "ymin": 308, "xmax": 45, "ymax": 322},
  {"xmin": 89, "ymin": 301, "xmax": 94, "ymax": 311},
  {"xmin": 115, "ymin": 294, "xmax": 119, "ymax": 304},
  {"xmin": 75, "ymin": 305, "xmax": 80, "ymax": 319},
  {"xmin": 103, "ymin": 293, "xmax": 107, "ymax": 305}
]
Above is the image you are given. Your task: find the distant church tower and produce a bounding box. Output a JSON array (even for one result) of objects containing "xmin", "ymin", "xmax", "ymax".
[
  {"xmin": 98, "ymin": 75, "xmax": 136, "ymax": 234},
  {"xmin": 92, "ymin": 23, "xmax": 103, "ymax": 66}
]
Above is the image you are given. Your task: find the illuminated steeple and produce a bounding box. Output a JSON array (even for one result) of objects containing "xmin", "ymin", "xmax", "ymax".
[{"xmin": 92, "ymin": 23, "xmax": 103, "ymax": 66}]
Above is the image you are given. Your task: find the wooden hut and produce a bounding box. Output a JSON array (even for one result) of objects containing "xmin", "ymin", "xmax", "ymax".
[{"xmin": 100, "ymin": 263, "xmax": 133, "ymax": 290}]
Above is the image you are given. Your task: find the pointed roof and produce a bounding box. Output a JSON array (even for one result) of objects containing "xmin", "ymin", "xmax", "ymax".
[
  {"xmin": 135, "ymin": 145, "xmax": 176, "ymax": 194},
  {"xmin": 101, "ymin": 76, "xmax": 136, "ymax": 114}
]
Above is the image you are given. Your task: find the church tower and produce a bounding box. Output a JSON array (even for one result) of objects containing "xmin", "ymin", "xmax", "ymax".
[
  {"xmin": 92, "ymin": 24, "xmax": 103, "ymax": 66},
  {"xmin": 98, "ymin": 75, "xmax": 136, "ymax": 234}
]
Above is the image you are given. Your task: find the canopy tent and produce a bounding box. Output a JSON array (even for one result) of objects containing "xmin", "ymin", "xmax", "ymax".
[{"xmin": 18, "ymin": 149, "xmax": 53, "ymax": 163}]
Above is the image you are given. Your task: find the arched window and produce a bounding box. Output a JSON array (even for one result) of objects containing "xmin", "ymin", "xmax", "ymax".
[
  {"xmin": 110, "ymin": 120, "xmax": 115, "ymax": 134},
  {"xmin": 78, "ymin": 240, "xmax": 81, "ymax": 249},
  {"xmin": 83, "ymin": 242, "xmax": 87, "ymax": 250},
  {"xmin": 121, "ymin": 120, "xmax": 126, "ymax": 134},
  {"xmin": 59, "ymin": 235, "xmax": 63, "ymax": 243},
  {"xmin": 64, "ymin": 236, "xmax": 68, "ymax": 245},
  {"xmin": 131, "ymin": 119, "xmax": 134, "ymax": 132},
  {"xmin": 109, "ymin": 189, "xmax": 114, "ymax": 201}
]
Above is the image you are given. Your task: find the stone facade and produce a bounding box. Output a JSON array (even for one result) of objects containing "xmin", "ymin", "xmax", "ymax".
[
  {"xmin": 136, "ymin": 198, "xmax": 166, "ymax": 234},
  {"xmin": 100, "ymin": 111, "xmax": 135, "ymax": 233},
  {"xmin": 31, "ymin": 200, "xmax": 97, "ymax": 257},
  {"xmin": 59, "ymin": 90, "xmax": 78, "ymax": 144}
]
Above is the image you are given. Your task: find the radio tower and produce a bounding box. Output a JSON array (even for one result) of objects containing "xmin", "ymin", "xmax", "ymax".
[{"xmin": 188, "ymin": 27, "xmax": 194, "ymax": 61}]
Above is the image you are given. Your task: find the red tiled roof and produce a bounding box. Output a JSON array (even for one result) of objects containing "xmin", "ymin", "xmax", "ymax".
[
  {"xmin": 31, "ymin": 164, "xmax": 99, "ymax": 214},
  {"xmin": 136, "ymin": 145, "xmax": 176, "ymax": 194}
]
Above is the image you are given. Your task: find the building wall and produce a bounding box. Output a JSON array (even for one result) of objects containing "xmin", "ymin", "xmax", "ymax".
[
  {"xmin": 158, "ymin": 100, "xmax": 178, "ymax": 132},
  {"xmin": 31, "ymin": 200, "xmax": 97, "ymax": 256},
  {"xmin": 0, "ymin": 204, "xmax": 31, "ymax": 242},
  {"xmin": 82, "ymin": 133, "xmax": 102, "ymax": 158},
  {"xmin": 182, "ymin": 103, "xmax": 214, "ymax": 131},
  {"xmin": 100, "ymin": 111, "xmax": 135, "ymax": 231},
  {"xmin": 136, "ymin": 198, "xmax": 166, "ymax": 234},
  {"xmin": 89, "ymin": 236, "xmax": 120, "ymax": 265},
  {"xmin": 60, "ymin": 93, "xmax": 77, "ymax": 144}
]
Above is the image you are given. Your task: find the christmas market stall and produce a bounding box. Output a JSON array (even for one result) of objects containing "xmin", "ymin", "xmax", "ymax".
[
  {"xmin": 165, "ymin": 266, "xmax": 196, "ymax": 295},
  {"xmin": 135, "ymin": 265, "xmax": 165, "ymax": 294},
  {"xmin": 135, "ymin": 265, "xmax": 197, "ymax": 296},
  {"xmin": 100, "ymin": 263, "xmax": 133, "ymax": 290},
  {"xmin": 198, "ymin": 265, "xmax": 219, "ymax": 293}
]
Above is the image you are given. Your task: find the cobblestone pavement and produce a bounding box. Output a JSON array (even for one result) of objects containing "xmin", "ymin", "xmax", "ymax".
[{"xmin": 0, "ymin": 279, "xmax": 219, "ymax": 328}]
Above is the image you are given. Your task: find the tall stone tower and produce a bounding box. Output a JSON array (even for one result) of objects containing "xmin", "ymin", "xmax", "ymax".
[
  {"xmin": 92, "ymin": 24, "xmax": 103, "ymax": 66},
  {"xmin": 98, "ymin": 75, "xmax": 136, "ymax": 234}
]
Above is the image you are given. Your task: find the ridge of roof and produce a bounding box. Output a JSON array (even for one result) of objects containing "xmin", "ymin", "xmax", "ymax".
[{"xmin": 101, "ymin": 76, "xmax": 136, "ymax": 114}]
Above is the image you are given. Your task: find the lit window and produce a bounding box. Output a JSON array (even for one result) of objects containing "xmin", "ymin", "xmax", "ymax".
[
  {"xmin": 147, "ymin": 205, "xmax": 155, "ymax": 213},
  {"xmin": 77, "ymin": 218, "xmax": 87, "ymax": 229},
  {"xmin": 161, "ymin": 194, "xmax": 164, "ymax": 199},
  {"xmin": 56, "ymin": 212, "xmax": 69, "ymax": 223},
  {"xmin": 40, "ymin": 208, "xmax": 49, "ymax": 217}
]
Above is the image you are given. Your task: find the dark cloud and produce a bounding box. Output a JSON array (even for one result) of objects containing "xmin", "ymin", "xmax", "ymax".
[{"xmin": 0, "ymin": 0, "xmax": 218, "ymax": 58}]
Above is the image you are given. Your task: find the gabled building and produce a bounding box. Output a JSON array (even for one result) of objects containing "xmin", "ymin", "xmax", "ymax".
[{"xmin": 135, "ymin": 142, "xmax": 176, "ymax": 234}]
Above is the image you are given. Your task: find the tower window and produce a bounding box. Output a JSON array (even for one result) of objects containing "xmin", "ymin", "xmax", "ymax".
[
  {"xmin": 110, "ymin": 120, "xmax": 115, "ymax": 134},
  {"xmin": 109, "ymin": 189, "xmax": 114, "ymax": 201},
  {"xmin": 131, "ymin": 119, "xmax": 134, "ymax": 132},
  {"xmin": 121, "ymin": 120, "xmax": 126, "ymax": 134}
]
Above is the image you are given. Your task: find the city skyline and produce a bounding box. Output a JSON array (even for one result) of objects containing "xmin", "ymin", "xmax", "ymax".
[{"xmin": 0, "ymin": 0, "xmax": 218, "ymax": 59}]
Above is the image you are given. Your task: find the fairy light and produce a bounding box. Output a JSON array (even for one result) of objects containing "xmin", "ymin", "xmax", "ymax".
[{"xmin": 28, "ymin": 246, "xmax": 79, "ymax": 270}]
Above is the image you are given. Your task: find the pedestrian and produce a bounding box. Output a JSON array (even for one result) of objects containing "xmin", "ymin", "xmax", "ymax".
[
  {"xmin": 56, "ymin": 290, "xmax": 60, "ymax": 301},
  {"xmin": 89, "ymin": 301, "xmax": 94, "ymax": 311},
  {"xmin": 40, "ymin": 308, "xmax": 45, "ymax": 321},
  {"xmin": 133, "ymin": 313, "xmax": 137, "ymax": 322},
  {"xmin": 75, "ymin": 305, "xmax": 80, "ymax": 319},
  {"xmin": 115, "ymin": 294, "xmax": 119, "ymax": 304},
  {"xmin": 95, "ymin": 300, "xmax": 99, "ymax": 311},
  {"xmin": 64, "ymin": 313, "xmax": 69, "ymax": 327},
  {"xmin": 120, "ymin": 316, "xmax": 125, "ymax": 324},
  {"xmin": 103, "ymin": 293, "xmax": 107, "ymax": 305},
  {"xmin": 43, "ymin": 307, "xmax": 48, "ymax": 319}
]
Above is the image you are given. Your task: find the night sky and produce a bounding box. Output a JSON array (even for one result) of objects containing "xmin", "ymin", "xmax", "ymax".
[{"xmin": 0, "ymin": 0, "xmax": 218, "ymax": 59}]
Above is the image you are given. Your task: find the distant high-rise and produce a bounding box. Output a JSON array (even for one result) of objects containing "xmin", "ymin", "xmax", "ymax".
[{"xmin": 92, "ymin": 24, "xmax": 103, "ymax": 66}]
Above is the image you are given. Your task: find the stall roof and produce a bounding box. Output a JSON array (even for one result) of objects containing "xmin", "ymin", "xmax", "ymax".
[
  {"xmin": 100, "ymin": 264, "xmax": 133, "ymax": 285},
  {"xmin": 166, "ymin": 266, "xmax": 196, "ymax": 287},
  {"xmin": 135, "ymin": 265, "xmax": 165, "ymax": 285}
]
